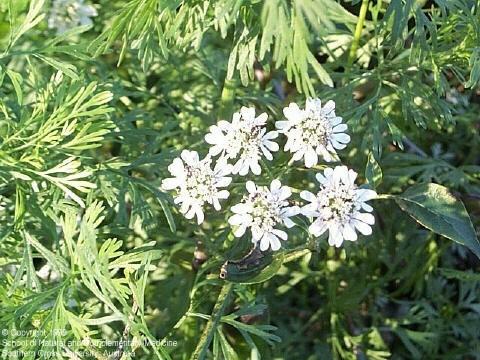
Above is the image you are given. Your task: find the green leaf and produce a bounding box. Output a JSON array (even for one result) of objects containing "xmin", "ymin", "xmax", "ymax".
[
  {"xmin": 438, "ymin": 268, "xmax": 480, "ymax": 282},
  {"xmin": 221, "ymin": 250, "xmax": 285, "ymax": 284},
  {"xmin": 24, "ymin": 231, "xmax": 69, "ymax": 275},
  {"xmin": 33, "ymin": 54, "xmax": 79, "ymax": 80},
  {"xmin": 366, "ymin": 152, "xmax": 383, "ymax": 188},
  {"xmin": 6, "ymin": 69, "xmax": 23, "ymax": 105},
  {"xmin": 157, "ymin": 195, "xmax": 176, "ymax": 233},
  {"xmin": 394, "ymin": 183, "xmax": 480, "ymax": 258}
]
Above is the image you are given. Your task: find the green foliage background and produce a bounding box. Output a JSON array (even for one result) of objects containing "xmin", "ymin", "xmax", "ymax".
[{"xmin": 0, "ymin": 0, "xmax": 480, "ymax": 359}]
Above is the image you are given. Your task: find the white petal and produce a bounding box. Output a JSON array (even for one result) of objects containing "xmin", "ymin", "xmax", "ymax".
[
  {"xmin": 234, "ymin": 225, "xmax": 247, "ymax": 237},
  {"xmin": 209, "ymin": 145, "xmax": 224, "ymax": 156},
  {"xmin": 304, "ymin": 147, "xmax": 318, "ymax": 168},
  {"xmin": 332, "ymin": 166, "xmax": 347, "ymax": 185},
  {"xmin": 342, "ymin": 223, "xmax": 358, "ymax": 241},
  {"xmin": 196, "ymin": 208, "xmax": 204, "ymax": 224},
  {"xmin": 330, "ymin": 116, "xmax": 343, "ymax": 126},
  {"xmin": 161, "ymin": 178, "xmax": 181, "ymax": 190},
  {"xmin": 228, "ymin": 214, "xmax": 246, "ymax": 226},
  {"xmin": 309, "ymin": 219, "xmax": 327, "ymax": 237},
  {"xmin": 261, "ymin": 146, "xmax": 273, "ymax": 161},
  {"xmin": 218, "ymin": 120, "xmax": 231, "ymax": 130},
  {"xmin": 232, "ymin": 159, "xmax": 243, "ymax": 174},
  {"xmin": 255, "ymin": 112, "xmax": 268, "ymax": 124},
  {"xmin": 353, "ymin": 220, "xmax": 373, "ymax": 235},
  {"xmin": 205, "ymin": 133, "xmax": 220, "ymax": 145},
  {"xmin": 301, "ymin": 203, "xmax": 319, "ymax": 217},
  {"xmin": 81, "ymin": 5, "xmax": 97, "ymax": 17},
  {"xmin": 217, "ymin": 190, "xmax": 230, "ymax": 199},
  {"xmin": 354, "ymin": 212, "xmax": 375, "ymax": 225},
  {"xmin": 231, "ymin": 203, "xmax": 251, "ymax": 214},
  {"xmin": 283, "ymin": 217, "xmax": 296, "ymax": 228},
  {"xmin": 315, "ymin": 173, "xmax": 327, "ymax": 184},
  {"xmin": 292, "ymin": 149, "xmax": 305, "ymax": 161},
  {"xmin": 332, "ymin": 124, "xmax": 347, "ymax": 133},
  {"xmin": 348, "ymin": 169, "xmax": 358, "ymax": 183},
  {"xmin": 276, "ymin": 121, "xmax": 290, "ymax": 130},
  {"xmin": 260, "ymin": 235, "xmax": 271, "ymax": 251},
  {"xmin": 252, "ymin": 226, "xmax": 264, "ymax": 241},
  {"xmin": 269, "ymin": 234, "xmax": 282, "ymax": 251},
  {"xmin": 278, "ymin": 186, "xmax": 291, "ymax": 200},
  {"xmin": 246, "ymin": 181, "xmax": 256, "ymax": 194},
  {"xmin": 215, "ymin": 177, "xmax": 232, "ymax": 187},
  {"xmin": 319, "ymin": 146, "xmax": 334, "ymax": 161},
  {"xmin": 282, "ymin": 205, "xmax": 299, "ymax": 217},
  {"xmin": 361, "ymin": 203, "xmax": 373, "ymax": 212},
  {"xmin": 324, "ymin": 167, "xmax": 334, "ymax": 178},
  {"xmin": 330, "ymin": 138, "xmax": 347, "ymax": 150},
  {"xmin": 264, "ymin": 131, "xmax": 278, "ymax": 140},
  {"xmin": 328, "ymin": 226, "xmax": 343, "ymax": 247},
  {"xmin": 322, "ymin": 100, "xmax": 335, "ymax": 115},
  {"xmin": 332, "ymin": 133, "xmax": 351, "ymax": 144},
  {"xmin": 300, "ymin": 190, "xmax": 316, "ymax": 202},
  {"xmin": 356, "ymin": 189, "xmax": 377, "ymax": 202},
  {"xmin": 339, "ymin": 166, "xmax": 351, "ymax": 184},
  {"xmin": 270, "ymin": 179, "xmax": 281, "ymax": 191},
  {"xmin": 213, "ymin": 198, "xmax": 221, "ymax": 211},
  {"xmin": 181, "ymin": 150, "xmax": 199, "ymax": 165},
  {"xmin": 240, "ymin": 107, "xmax": 256, "ymax": 121},
  {"xmin": 168, "ymin": 158, "xmax": 184, "ymax": 175},
  {"xmin": 239, "ymin": 160, "xmax": 250, "ymax": 176},
  {"xmin": 251, "ymin": 161, "xmax": 262, "ymax": 175},
  {"xmin": 272, "ymin": 229, "xmax": 288, "ymax": 241},
  {"xmin": 283, "ymin": 103, "xmax": 303, "ymax": 122},
  {"xmin": 264, "ymin": 140, "xmax": 279, "ymax": 152},
  {"xmin": 306, "ymin": 98, "xmax": 321, "ymax": 112}
]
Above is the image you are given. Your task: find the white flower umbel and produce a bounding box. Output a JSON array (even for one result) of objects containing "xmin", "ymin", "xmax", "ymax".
[
  {"xmin": 205, "ymin": 107, "xmax": 279, "ymax": 176},
  {"xmin": 276, "ymin": 98, "xmax": 350, "ymax": 168},
  {"xmin": 48, "ymin": 0, "xmax": 97, "ymax": 34},
  {"xmin": 162, "ymin": 150, "xmax": 232, "ymax": 224},
  {"xmin": 300, "ymin": 166, "xmax": 377, "ymax": 247},
  {"xmin": 228, "ymin": 180, "xmax": 299, "ymax": 251}
]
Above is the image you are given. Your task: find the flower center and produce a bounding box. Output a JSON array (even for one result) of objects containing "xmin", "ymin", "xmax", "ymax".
[
  {"xmin": 249, "ymin": 190, "xmax": 281, "ymax": 232},
  {"xmin": 184, "ymin": 162, "xmax": 216, "ymax": 202},
  {"xmin": 226, "ymin": 124, "xmax": 262, "ymax": 159},
  {"xmin": 298, "ymin": 113, "xmax": 332, "ymax": 149},
  {"xmin": 318, "ymin": 184, "xmax": 356, "ymax": 223}
]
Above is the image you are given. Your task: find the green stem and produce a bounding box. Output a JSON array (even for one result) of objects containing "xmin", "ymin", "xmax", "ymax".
[
  {"xmin": 375, "ymin": 194, "xmax": 395, "ymax": 200},
  {"xmin": 284, "ymin": 248, "xmax": 311, "ymax": 263},
  {"xmin": 218, "ymin": 78, "xmax": 236, "ymax": 120},
  {"xmin": 191, "ymin": 283, "xmax": 233, "ymax": 360},
  {"xmin": 346, "ymin": 0, "xmax": 369, "ymax": 74}
]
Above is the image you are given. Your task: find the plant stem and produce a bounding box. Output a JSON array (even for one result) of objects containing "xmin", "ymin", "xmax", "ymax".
[
  {"xmin": 218, "ymin": 78, "xmax": 236, "ymax": 120},
  {"xmin": 191, "ymin": 283, "xmax": 233, "ymax": 360},
  {"xmin": 346, "ymin": 0, "xmax": 369, "ymax": 74}
]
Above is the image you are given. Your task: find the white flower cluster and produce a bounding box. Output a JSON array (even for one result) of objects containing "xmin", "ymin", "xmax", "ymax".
[
  {"xmin": 162, "ymin": 99, "xmax": 377, "ymax": 251},
  {"xmin": 161, "ymin": 150, "xmax": 232, "ymax": 224},
  {"xmin": 48, "ymin": 0, "xmax": 97, "ymax": 34},
  {"xmin": 205, "ymin": 107, "xmax": 279, "ymax": 175}
]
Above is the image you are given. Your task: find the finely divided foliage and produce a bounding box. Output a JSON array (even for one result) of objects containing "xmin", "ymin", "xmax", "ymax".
[{"xmin": 0, "ymin": 1, "xmax": 480, "ymax": 359}]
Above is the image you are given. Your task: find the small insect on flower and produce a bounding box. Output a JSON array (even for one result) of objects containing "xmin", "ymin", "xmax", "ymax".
[
  {"xmin": 276, "ymin": 98, "xmax": 350, "ymax": 168},
  {"xmin": 48, "ymin": 0, "xmax": 98, "ymax": 34},
  {"xmin": 300, "ymin": 166, "xmax": 377, "ymax": 247},
  {"xmin": 161, "ymin": 150, "xmax": 232, "ymax": 225},
  {"xmin": 228, "ymin": 180, "xmax": 299, "ymax": 251},
  {"xmin": 205, "ymin": 107, "xmax": 279, "ymax": 176}
]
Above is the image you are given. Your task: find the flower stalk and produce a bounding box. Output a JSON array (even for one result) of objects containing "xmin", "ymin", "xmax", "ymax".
[{"xmin": 347, "ymin": 0, "xmax": 369, "ymax": 74}]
